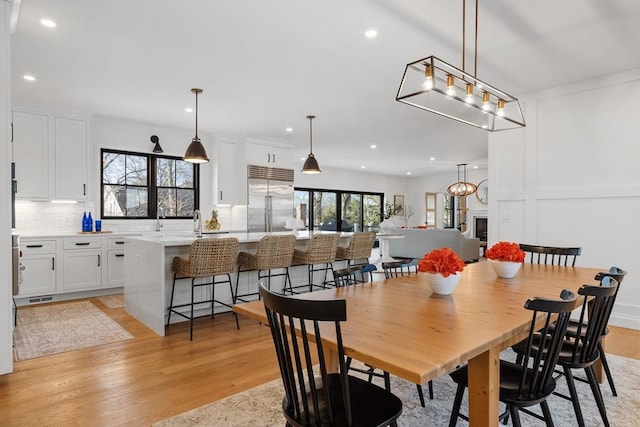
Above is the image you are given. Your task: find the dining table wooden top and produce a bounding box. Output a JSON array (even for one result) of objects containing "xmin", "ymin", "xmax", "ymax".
[{"xmin": 233, "ymin": 260, "xmax": 604, "ymax": 426}]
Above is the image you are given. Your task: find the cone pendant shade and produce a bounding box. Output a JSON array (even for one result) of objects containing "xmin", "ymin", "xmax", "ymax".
[
  {"xmin": 302, "ymin": 115, "xmax": 321, "ymax": 174},
  {"xmin": 184, "ymin": 88, "xmax": 209, "ymax": 163}
]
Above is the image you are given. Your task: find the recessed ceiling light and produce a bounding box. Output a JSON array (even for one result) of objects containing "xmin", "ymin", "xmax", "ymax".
[
  {"xmin": 40, "ymin": 19, "xmax": 56, "ymax": 28},
  {"xmin": 365, "ymin": 29, "xmax": 377, "ymax": 38},
  {"xmin": 473, "ymin": 165, "xmax": 478, "ymax": 169},
  {"xmin": 285, "ymin": 127, "xmax": 293, "ymax": 132},
  {"xmin": 406, "ymin": 172, "xmax": 412, "ymax": 175},
  {"xmin": 361, "ymin": 165, "xmax": 366, "ymax": 169},
  {"xmin": 429, "ymin": 156, "xmax": 435, "ymax": 161},
  {"xmin": 23, "ymin": 75, "xmax": 36, "ymax": 81},
  {"xmin": 370, "ymin": 144, "xmax": 377, "ymax": 149},
  {"xmin": 300, "ymin": 157, "xmax": 306, "ymax": 161},
  {"xmin": 185, "ymin": 107, "xmax": 193, "ymax": 113}
]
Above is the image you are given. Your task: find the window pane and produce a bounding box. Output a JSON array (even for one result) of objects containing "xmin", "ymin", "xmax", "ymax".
[
  {"xmin": 176, "ymin": 189, "xmax": 195, "ymax": 216},
  {"xmin": 126, "ymin": 188, "xmax": 148, "ymax": 216},
  {"xmin": 294, "ymin": 190, "xmax": 310, "ymax": 228},
  {"xmin": 103, "ymin": 153, "xmax": 125, "ymax": 184},
  {"xmin": 175, "ymin": 160, "xmax": 194, "ymax": 188},
  {"xmin": 315, "ymin": 192, "xmax": 337, "ymax": 230},
  {"xmin": 103, "ymin": 185, "xmax": 125, "ymax": 216},
  {"xmin": 363, "ymin": 194, "xmax": 381, "ymax": 230},
  {"xmin": 158, "ymin": 188, "xmax": 176, "ymax": 216},
  {"xmin": 125, "ymin": 155, "xmax": 148, "ymax": 186},
  {"xmin": 156, "ymin": 158, "xmax": 174, "ymax": 187},
  {"xmin": 342, "ymin": 193, "xmax": 361, "ymax": 232}
]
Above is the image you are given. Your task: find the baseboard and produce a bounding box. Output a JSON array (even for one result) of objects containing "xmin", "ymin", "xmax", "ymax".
[{"xmin": 609, "ymin": 303, "xmax": 640, "ymax": 330}]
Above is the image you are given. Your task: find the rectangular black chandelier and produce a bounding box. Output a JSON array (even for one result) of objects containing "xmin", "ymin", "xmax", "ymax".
[{"xmin": 396, "ymin": 55, "xmax": 526, "ymax": 132}]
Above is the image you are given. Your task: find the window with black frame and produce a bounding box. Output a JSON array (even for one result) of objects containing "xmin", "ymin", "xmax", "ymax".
[
  {"xmin": 101, "ymin": 149, "xmax": 199, "ymax": 219},
  {"xmin": 294, "ymin": 187, "xmax": 383, "ymax": 232}
]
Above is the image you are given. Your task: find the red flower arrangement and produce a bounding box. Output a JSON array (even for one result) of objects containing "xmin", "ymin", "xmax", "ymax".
[
  {"xmin": 485, "ymin": 241, "xmax": 525, "ymax": 263},
  {"xmin": 418, "ymin": 247, "xmax": 465, "ymax": 277}
]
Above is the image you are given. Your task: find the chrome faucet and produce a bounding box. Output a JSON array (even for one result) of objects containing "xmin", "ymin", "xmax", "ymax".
[
  {"xmin": 193, "ymin": 209, "xmax": 202, "ymax": 237},
  {"xmin": 156, "ymin": 206, "xmax": 164, "ymax": 231}
]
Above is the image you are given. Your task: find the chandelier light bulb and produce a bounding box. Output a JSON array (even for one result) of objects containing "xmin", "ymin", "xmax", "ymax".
[
  {"xmin": 465, "ymin": 83, "xmax": 474, "ymax": 105},
  {"xmin": 446, "ymin": 75, "xmax": 456, "ymax": 98},
  {"xmin": 423, "ymin": 65, "xmax": 434, "ymax": 91},
  {"xmin": 482, "ymin": 91, "xmax": 491, "ymax": 112},
  {"xmin": 497, "ymin": 99, "xmax": 505, "ymax": 117}
]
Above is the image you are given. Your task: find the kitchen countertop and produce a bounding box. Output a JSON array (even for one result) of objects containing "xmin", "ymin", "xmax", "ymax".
[{"xmin": 126, "ymin": 230, "xmax": 353, "ymax": 246}]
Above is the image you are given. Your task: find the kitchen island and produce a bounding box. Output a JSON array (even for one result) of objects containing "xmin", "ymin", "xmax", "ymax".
[{"xmin": 124, "ymin": 231, "xmax": 353, "ymax": 336}]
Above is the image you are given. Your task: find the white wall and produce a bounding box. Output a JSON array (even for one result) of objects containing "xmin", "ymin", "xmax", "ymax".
[
  {"xmin": 0, "ymin": 0, "xmax": 14, "ymax": 375},
  {"xmin": 489, "ymin": 69, "xmax": 640, "ymax": 329}
]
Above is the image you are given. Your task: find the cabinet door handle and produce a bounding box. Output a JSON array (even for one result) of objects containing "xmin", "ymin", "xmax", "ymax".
[
  {"xmin": 219, "ymin": 190, "xmax": 223, "ymax": 200},
  {"xmin": 272, "ymin": 153, "xmax": 276, "ymax": 163},
  {"xmin": 267, "ymin": 153, "xmax": 271, "ymax": 163},
  {"xmin": 115, "ymin": 241, "xmax": 125, "ymax": 245},
  {"xmin": 26, "ymin": 244, "xmax": 43, "ymax": 248},
  {"xmin": 75, "ymin": 242, "xmax": 91, "ymax": 246},
  {"xmin": 97, "ymin": 254, "xmax": 101, "ymax": 267},
  {"xmin": 83, "ymin": 184, "xmax": 86, "ymax": 196},
  {"xmin": 52, "ymin": 257, "xmax": 55, "ymax": 270},
  {"xmin": 115, "ymin": 253, "xmax": 125, "ymax": 258}
]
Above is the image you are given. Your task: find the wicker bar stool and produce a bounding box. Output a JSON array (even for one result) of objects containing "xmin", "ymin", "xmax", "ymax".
[
  {"xmin": 336, "ymin": 231, "xmax": 376, "ymax": 267},
  {"xmin": 235, "ymin": 234, "xmax": 296, "ymax": 301},
  {"xmin": 289, "ymin": 233, "xmax": 339, "ymax": 293},
  {"xmin": 166, "ymin": 237, "xmax": 239, "ymax": 340}
]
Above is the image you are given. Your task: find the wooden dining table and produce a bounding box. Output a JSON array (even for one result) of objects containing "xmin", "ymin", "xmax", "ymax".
[{"xmin": 233, "ymin": 260, "xmax": 603, "ymax": 426}]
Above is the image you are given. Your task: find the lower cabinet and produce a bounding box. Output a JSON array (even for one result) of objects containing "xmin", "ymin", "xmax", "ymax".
[
  {"xmin": 61, "ymin": 249, "xmax": 102, "ymax": 292},
  {"xmin": 105, "ymin": 250, "xmax": 125, "ymax": 287},
  {"xmin": 19, "ymin": 240, "xmax": 57, "ymax": 297}
]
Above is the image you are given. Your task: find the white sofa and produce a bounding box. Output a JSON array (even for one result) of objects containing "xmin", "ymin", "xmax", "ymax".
[{"xmin": 387, "ymin": 228, "xmax": 480, "ymax": 263}]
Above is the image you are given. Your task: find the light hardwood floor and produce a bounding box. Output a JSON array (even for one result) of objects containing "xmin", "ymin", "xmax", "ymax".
[{"xmin": 1, "ymin": 297, "xmax": 638, "ymax": 426}]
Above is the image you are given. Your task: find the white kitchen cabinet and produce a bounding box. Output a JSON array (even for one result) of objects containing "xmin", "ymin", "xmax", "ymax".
[
  {"xmin": 12, "ymin": 111, "xmax": 50, "ymax": 200},
  {"xmin": 61, "ymin": 237, "xmax": 102, "ymax": 292},
  {"xmin": 216, "ymin": 140, "xmax": 240, "ymax": 204},
  {"xmin": 246, "ymin": 140, "xmax": 292, "ymax": 169},
  {"xmin": 19, "ymin": 240, "xmax": 57, "ymax": 297},
  {"xmin": 54, "ymin": 117, "xmax": 88, "ymax": 200},
  {"xmin": 104, "ymin": 237, "xmax": 127, "ymax": 287}
]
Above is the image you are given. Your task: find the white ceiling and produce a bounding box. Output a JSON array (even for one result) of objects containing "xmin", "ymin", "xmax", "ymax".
[{"xmin": 10, "ymin": 0, "xmax": 640, "ymax": 176}]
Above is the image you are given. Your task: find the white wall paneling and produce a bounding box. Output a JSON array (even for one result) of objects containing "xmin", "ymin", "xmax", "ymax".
[{"xmin": 489, "ymin": 69, "xmax": 640, "ymax": 329}]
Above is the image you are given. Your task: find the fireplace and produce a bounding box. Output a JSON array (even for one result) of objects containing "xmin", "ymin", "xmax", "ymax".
[{"xmin": 475, "ymin": 217, "xmax": 487, "ymax": 242}]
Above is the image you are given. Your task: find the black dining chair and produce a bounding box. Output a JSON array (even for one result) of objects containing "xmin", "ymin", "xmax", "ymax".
[
  {"xmin": 511, "ymin": 279, "xmax": 618, "ymax": 427},
  {"xmin": 448, "ymin": 289, "xmax": 578, "ymax": 427},
  {"xmin": 381, "ymin": 259, "xmax": 417, "ymax": 279},
  {"xmin": 333, "ymin": 263, "xmax": 377, "ymax": 287},
  {"xmin": 565, "ymin": 267, "xmax": 627, "ymax": 397},
  {"xmin": 519, "ymin": 243, "xmax": 582, "ymax": 266},
  {"xmin": 259, "ymin": 284, "xmax": 403, "ymax": 427}
]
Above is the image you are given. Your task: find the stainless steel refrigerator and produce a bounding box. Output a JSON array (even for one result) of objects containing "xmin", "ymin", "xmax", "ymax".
[{"xmin": 247, "ymin": 165, "xmax": 294, "ymax": 232}]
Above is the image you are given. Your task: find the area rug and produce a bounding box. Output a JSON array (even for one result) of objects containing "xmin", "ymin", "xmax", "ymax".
[
  {"xmin": 154, "ymin": 352, "xmax": 640, "ymax": 426},
  {"xmin": 13, "ymin": 301, "xmax": 134, "ymax": 361},
  {"xmin": 96, "ymin": 293, "xmax": 124, "ymax": 309}
]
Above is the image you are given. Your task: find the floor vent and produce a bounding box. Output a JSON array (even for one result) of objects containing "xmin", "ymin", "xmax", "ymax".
[{"xmin": 28, "ymin": 296, "xmax": 54, "ymax": 304}]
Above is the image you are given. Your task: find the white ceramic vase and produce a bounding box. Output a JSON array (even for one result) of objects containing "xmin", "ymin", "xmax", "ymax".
[
  {"xmin": 424, "ymin": 272, "xmax": 462, "ymax": 295},
  {"xmin": 489, "ymin": 259, "xmax": 521, "ymax": 279},
  {"xmin": 379, "ymin": 219, "xmax": 396, "ymax": 234}
]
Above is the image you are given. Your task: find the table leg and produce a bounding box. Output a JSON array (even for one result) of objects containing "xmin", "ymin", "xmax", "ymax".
[{"xmin": 468, "ymin": 346, "xmax": 500, "ymax": 426}]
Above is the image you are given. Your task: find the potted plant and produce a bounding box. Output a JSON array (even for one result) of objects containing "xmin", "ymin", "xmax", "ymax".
[
  {"xmin": 380, "ymin": 201, "xmax": 400, "ymax": 233},
  {"xmin": 485, "ymin": 241, "xmax": 525, "ymax": 278},
  {"xmin": 417, "ymin": 247, "xmax": 465, "ymax": 295}
]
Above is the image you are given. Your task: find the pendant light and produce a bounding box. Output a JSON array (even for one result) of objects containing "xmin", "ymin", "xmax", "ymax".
[
  {"xmin": 447, "ymin": 163, "xmax": 477, "ymax": 196},
  {"xmin": 302, "ymin": 115, "xmax": 321, "ymax": 174},
  {"xmin": 150, "ymin": 135, "xmax": 163, "ymax": 153},
  {"xmin": 183, "ymin": 88, "xmax": 209, "ymax": 163}
]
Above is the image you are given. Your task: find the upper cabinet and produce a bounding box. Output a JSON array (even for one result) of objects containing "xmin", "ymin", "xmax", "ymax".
[
  {"xmin": 54, "ymin": 117, "xmax": 88, "ymax": 200},
  {"xmin": 11, "ymin": 110, "xmax": 89, "ymax": 201},
  {"xmin": 12, "ymin": 111, "xmax": 50, "ymax": 200},
  {"xmin": 246, "ymin": 139, "xmax": 292, "ymax": 169},
  {"xmin": 215, "ymin": 139, "xmax": 241, "ymax": 205}
]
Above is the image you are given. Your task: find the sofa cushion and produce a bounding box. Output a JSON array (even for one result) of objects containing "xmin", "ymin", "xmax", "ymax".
[{"xmin": 387, "ymin": 229, "xmax": 480, "ymax": 262}]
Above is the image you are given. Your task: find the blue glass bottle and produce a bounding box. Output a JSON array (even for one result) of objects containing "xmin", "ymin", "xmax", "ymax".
[
  {"xmin": 82, "ymin": 211, "xmax": 88, "ymax": 232},
  {"xmin": 87, "ymin": 212, "xmax": 93, "ymax": 232}
]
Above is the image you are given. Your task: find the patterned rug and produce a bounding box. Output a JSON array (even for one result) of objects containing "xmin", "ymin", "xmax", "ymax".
[
  {"xmin": 154, "ymin": 353, "xmax": 640, "ymax": 426},
  {"xmin": 96, "ymin": 293, "xmax": 124, "ymax": 309},
  {"xmin": 13, "ymin": 301, "xmax": 134, "ymax": 361}
]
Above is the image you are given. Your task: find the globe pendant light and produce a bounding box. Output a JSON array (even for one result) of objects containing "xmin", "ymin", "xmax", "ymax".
[
  {"xmin": 302, "ymin": 115, "xmax": 321, "ymax": 174},
  {"xmin": 184, "ymin": 88, "xmax": 209, "ymax": 163},
  {"xmin": 447, "ymin": 163, "xmax": 477, "ymax": 196}
]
